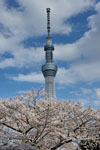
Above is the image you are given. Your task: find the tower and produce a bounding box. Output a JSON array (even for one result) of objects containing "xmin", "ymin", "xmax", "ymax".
[{"xmin": 42, "ymin": 8, "xmax": 58, "ymax": 99}]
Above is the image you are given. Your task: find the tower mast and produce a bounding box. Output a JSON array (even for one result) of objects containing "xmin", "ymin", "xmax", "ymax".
[
  {"xmin": 42, "ymin": 8, "xmax": 58, "ymax": 99},
  {"xmin": 47, "ymin": 8, "xmax": 50, "ymax": 37}
]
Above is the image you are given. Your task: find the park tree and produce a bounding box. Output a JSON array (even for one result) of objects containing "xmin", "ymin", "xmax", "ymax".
[
  {"xmin": 0, "ymin": 89, "xmax": 100, "ymax": 150},
  {"xmin": 78, "ymin": 134, "xmax": 100, "ymax": 150}
]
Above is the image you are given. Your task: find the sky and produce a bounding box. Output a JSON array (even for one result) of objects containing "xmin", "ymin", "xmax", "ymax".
[{"xmin": 0, "ymin": 0, "xmax": 100, "ymax": 108}]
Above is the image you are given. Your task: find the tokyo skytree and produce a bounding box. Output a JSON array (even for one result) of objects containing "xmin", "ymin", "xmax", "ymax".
[{"xmin": 42, "ymin": 8, "xmax": 58, "ymax": 99}]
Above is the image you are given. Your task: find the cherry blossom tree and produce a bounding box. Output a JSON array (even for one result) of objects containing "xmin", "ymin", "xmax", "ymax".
[
  {"xmin": 78, "ymin": 134, "xmax": 100, "ymax": 150},
  {"xmin": 0, "ymin": 89, "xmax": 100, "ymax": 150}
]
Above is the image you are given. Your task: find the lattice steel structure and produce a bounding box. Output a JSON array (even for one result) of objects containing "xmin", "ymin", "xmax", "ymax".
[{"xmin": 42, "ymin": 8, "xmax": 58, "ymax": 99}]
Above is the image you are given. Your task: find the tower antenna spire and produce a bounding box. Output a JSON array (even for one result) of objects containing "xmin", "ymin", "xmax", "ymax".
[
  {"xmin": 42, "ymin": 8, "xmax": 58, "ymax": 99},
  {"xmin": 47, "ymin": 8, "xmax": 51, "ymax": 37}
]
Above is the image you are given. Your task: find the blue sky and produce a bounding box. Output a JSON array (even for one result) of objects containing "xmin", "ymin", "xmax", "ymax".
[{"xmin": 0, "ymin": 0, "xmax": 100, "ymax": 108}]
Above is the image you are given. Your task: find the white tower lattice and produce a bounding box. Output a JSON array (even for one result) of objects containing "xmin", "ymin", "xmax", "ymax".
[{"xmin": 42, "ymin": 8, "xmax": 58, "ymax": 99}]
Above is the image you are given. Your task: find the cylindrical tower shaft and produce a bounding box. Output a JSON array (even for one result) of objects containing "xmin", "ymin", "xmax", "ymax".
[
  {"xmin": 45, "ymin": 76, "xmax": 55, "ymax": 98},
  {"xmin": 42, "ymin": 8, "xmax": 57, "ymax": 99}
]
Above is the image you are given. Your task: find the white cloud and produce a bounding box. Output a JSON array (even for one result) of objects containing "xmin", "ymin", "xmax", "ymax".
[
  {"xmin": 70, "ymin": 87, "xmax": 100, "ymax": 108},
  {"xmin": 54, "ymin": 2, "xmax": 100, "ymax": 61},
  {"xmin": 56, "ymin": 61, "xmax": 100, "ymax": 84},
  {"xmin": 95, "ymin": 88, "xmax": 100, "ymax": 99},
  {"xmin": 56, "ymin": 67, "xmax": 78, "ymax": 84},
  {"xmin": 0, "ymin": 0, "xmax": 95, "ymax": 39},
  {"xmin": 11, "ymin": 72, "xmax": 44, "ymax": 83},
  {"xmin": 54, "ymin": 2, "xmax": 100, "ymax": 84},
  {"xmin": 93, "ymin": 100, "xmax": 100, "ymax": 106},
  {"xmin": 0, "ymin": 46, "xmax": 44, "ymax": 68},
  {"xmin": 81, "ymin": 88, "xmax": 92, "ymax": 94},
  {"xmin": 0, "ymin": 0, "xmax": 96, "ymax": 69},
  {"xmin": 17, "ymin": 0, "xmax": 95, "ymax": 35},
  {"xmin": 0, "ymin": 0, "xmax": 100, "ymax": 86},
  {"xmin": 77, "ymin": 98, "xmax": 90, "ymax": 106},
  {"xmin": 54, "ymin": 43, "xmax": 80, "ymax": 61},
  {"xmin": 89, "ymin": 88, "xmax": 100, "ymax": 107}
]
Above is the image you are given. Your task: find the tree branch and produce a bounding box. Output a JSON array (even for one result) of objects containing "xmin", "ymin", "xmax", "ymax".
[
  {"xmin": 2, "ymin": 123, "xmax": 22, "ymax": 133},
  {"xmin": 25, "ymin": 126, "xmax": 34, "ymax": 134},
  {"xmin": 73, "ymin": 118, "xmax": 91, "ymax": 133},
  {"xmin": 37, "ymin": 107, "xmax": 49, "ymax": 140},
  {"xmin": 51, "ymin": 139, "xmax": 72, "ymax": 150}
]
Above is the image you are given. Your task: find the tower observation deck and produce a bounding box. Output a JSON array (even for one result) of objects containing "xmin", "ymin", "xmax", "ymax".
[{"xmin": 42, "ymin": 8, "xmax": 58, "ymax": 99}]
